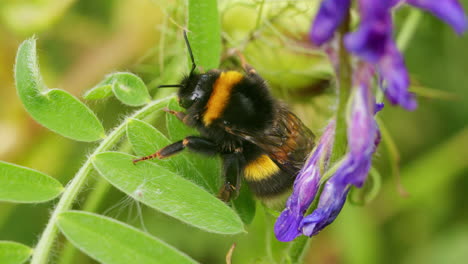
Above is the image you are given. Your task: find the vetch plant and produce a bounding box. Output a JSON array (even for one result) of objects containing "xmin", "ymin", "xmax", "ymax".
[{"xmin": 274, "ymin": 0, "xmax": 468, "ymax": 259}]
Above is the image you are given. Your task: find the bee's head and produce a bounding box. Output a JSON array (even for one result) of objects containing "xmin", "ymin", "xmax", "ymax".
[{"xmin": 177, "ymin": 73, "xmax": 213, "ymax": 109}]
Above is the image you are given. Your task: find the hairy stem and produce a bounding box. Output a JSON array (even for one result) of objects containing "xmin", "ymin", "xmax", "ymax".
[
  {"xmin": 31, "ymin": 97, "xmax": 171, "ymax": 264},
  {"xmin": 57, "ymin": 123, "xmax": 155, "ymax": 264},
  {"xmin": 331, "ymin": 12, "xmax": 352, "ymax": 162},
  {"xmin": 288, "ymin": 236, "xmax": 310, "ymax": 264},
  {"xmin": 57, "ymin": 178, "xmax": 111, "ymax": 264}
]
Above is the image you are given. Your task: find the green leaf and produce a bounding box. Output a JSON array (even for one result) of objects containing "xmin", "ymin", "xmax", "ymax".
[
  {"xmin": 188, "ymin": 0, "xmax": 221, "ymax": 70},
  {"xmin": 85, "ymin": 73, "xmax": 150, "ymax": 106},
  {"xmin": 110, "ymin": 73, "xmax": 151, "ymax": 106},
  {"xmin": 126, "ymin": 118, "xmax": 213, "ymax": 192},
  {"xmin": 92, "ymin": 152, "xmax": 244, "ymax": 234},
  {"xmin": 0, "ymin": 161, "xmax": 63, "ymax": 203},
  {"xmin": 14, "ymin": 38, "xmax": 105, "ymax": 142},
  {"xmin": 165, "ymin": 98, "xmax": 221, "ymax": 192},
  {"xmin": 232, "ymin": 183, "xmax": 256, "ymax": 225},
  {"xmin": 409, "ymin": 84, "xmax": 458, "ymax": 101},
  {"xmin": 0, "ymin": 241, "xmax": 32, "ymax": 264},
  {"xmin": 83, "ymin": 85, "xmax": 113, "ymax": 100},
  {"xmin": 57, "ymin": 211, "xmax": 198, "ymax": 264}
]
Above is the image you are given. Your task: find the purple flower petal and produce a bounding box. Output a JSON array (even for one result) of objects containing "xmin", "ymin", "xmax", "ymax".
[
  {"xmin": 344, "ymin": 0, "xmax": 395, "ymax": 60},
  {"xmin": 345, "ymin": 65, "xmax": 381, "ymax": 185},
  {"xmin": 377, "ymin": 42, "xmax": 417, "ymax": 110},
  {"xmin": 349, "ymin": 65, "xmax": 378, "ymax": 151},
  {"xmin": 407, "ymin": 0, "xmax": 468, "ymax": 34},
  {"xmin": 375, "ymin": 103, "xmax": 385, "ymax": 113},
  {"xmin": 301, "ymin": 180, "xmax": 349, "ymax": 236},
  {"xmin": 344, "ymin": 16, "xmax": 392, "ymax": 63},
  {"xmin": 310, "ymin": 0, "xmax": 351, "ymax": 45},
  {"xmin": 274, "ymin": 177, "xmax": 319, "ymax": 242},
  {"xmin": 274, "ymin": 121, "xmax": 336, "ymax": 242},
  {"xmin": 358, "ymin": 0, "xmax": 395, "ymax": 20}
]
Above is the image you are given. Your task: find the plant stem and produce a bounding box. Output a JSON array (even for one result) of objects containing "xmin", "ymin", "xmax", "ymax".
[
  {"xmin": 288, "ymin": 236, "xmax": 310, "ymax": 264},
  {"xmin": 57, "ymin": 178, "xmax": 111, "ymax": 264},
  {"xmin": 331, "ymin": 12, "xmax": 352, "ymax": 163},
  {"xmin": 397, "ymin": 9, "xmax": 422, "ymax": 52},
  {"xmin": 57, "ymin": 119, "xmax": 155, "ymax": 264},
  {"xmin": 30, "ymin": 97, "xmax": 171, "ymax": 264},
  {"xmin": 255, "ymin": 0, "xmax": 266, "ymax": 29}
]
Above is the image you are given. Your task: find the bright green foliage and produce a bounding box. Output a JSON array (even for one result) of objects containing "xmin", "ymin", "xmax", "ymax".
[
  {"xmin": 188, "ymin": 0, "xmax": 221, "ymax": 70},
  {"xmin": 111, "ymin": 73, "xmax": 150, "ymax": 106},
  {"xmin": 82, "ymin": 85, "xmax": 113, "ymax": 100},
  {"xmin": 232, "ymin": 183, "xmax": 256, "ymax": 225},
  {"xmin": 85, "ymin": 73, "xmax": 151, "ymax": 106},
  {"xmin": 57, "ymin": 211, "xmax": 198, "ymax": 264},
  {"xmin": 0, "ymin": 241, "xmax": 32, "ymax": 264},
  {"xmin": 92, "ymin": 152, "xmax": 244, "ymax": 234},
  {"xmin": 126, "ymin": 118, "xmax": 214, "ymax": 192},
  {"xmin": 14, "ymin": 38, "xmax": 105, "ymax": 142},
  {"xmin": 0, "ymin": 161, "xmax": 63, "ymax": 203},
  {"xmin": 165, "ymin": 98, "xmax": 221, "ymax": 192}
]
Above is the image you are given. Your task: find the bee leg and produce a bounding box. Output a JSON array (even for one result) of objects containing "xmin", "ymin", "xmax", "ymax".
[
  {"xmin": 235, "ymin": 50, "xmax": 256, "ymax": 75},
  {"xmin": 133, "ymin": 136, "xmax": 218, "ymax": 163},
  {"xmin": 218, "ymin": 152, "xmax": 244, "ymax": 201},
  {"xmin": 218, "ymin": 183, "xmax": 237, "ymax": 202},
  {"xmin": 163, "ymin": 108, "xmax": 188, "ymax": 123}
]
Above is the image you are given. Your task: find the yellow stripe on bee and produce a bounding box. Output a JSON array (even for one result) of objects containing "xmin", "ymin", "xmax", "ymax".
[
  {"xmin": 244, "ymin": 155, "xmax": 280, "ymax": 182},
  {"xmin": 203, "ymin": 71, "xmax": 244, "ymax": 126}
]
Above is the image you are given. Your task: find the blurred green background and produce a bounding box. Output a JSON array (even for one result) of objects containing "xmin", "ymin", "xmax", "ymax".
[{"xmin": 1, "ymin": 0, "xmax": 468, "ymax": 263}]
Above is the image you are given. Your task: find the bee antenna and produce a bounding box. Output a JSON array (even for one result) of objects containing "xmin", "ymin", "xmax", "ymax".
[
  {"xmin": 183, "ymin": 30, "xmax": 197, "ymax": 76},
  {"xmin": 158, "ymin": 84, "xmax": 183, "ymax": 88}
]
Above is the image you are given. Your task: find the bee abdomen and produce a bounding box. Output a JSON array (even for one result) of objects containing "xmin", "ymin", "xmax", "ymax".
[{"xmin": 243, "ymin": 154, "xmax": 295, "ymax": 197}]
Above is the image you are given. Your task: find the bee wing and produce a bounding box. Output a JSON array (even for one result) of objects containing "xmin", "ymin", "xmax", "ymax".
[{"xmin": 227, "ymin": 104, "xmax": 315, "ymax": 173}]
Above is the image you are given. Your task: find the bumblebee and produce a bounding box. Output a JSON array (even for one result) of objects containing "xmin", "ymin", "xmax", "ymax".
[{"xmin": 134, "ymin": 32, "xmax": 315, "ymax": 202}]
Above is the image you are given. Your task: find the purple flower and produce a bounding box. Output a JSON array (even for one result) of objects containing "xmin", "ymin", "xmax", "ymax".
[
  {"xmin": 274, "ymin": 121, "xmax": 336, "ymax": 242},
  {"xmin": 300, "ymin": 64, "xmax": 382, "ymax": 236},
  {"xmin": 301, "ymin": 178, "xmax": 348, "ymax": 236},
  {"xmin": 310, "ymin": 0, "xmax": 467, "ymax": 110},
  {"xmin": 275, "ymin": 64, "xmax": 382, "ymax": 239},
  {"xmin": 406, "ymin": 0, "xmax": 468, "ymax": 34},
  {"xmin": 377, "ymin": 42, "xmax": 416, "ymax": 110},
  {"xmin": 310, "ymin": 0, "xmax": 351, "ymax": 45},
  {"xmin": 279, "ymin": 0, "xmax": 467, "ymax": 242},
  {"xmin": 344, "ymin": 0, "xmax": 417, "ymax": 109}
]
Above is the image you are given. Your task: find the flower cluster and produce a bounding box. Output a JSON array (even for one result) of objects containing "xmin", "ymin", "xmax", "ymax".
[
  {"xmin": 275, "ymin": 0, "xmax": 467, "ymax": 241},
  {"xmin": 312, "ymin": 0, "xmax": 467, "ymax": 110}
]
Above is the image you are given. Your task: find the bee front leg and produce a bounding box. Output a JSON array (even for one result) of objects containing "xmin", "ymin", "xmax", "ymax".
[
  {"xmin": 133, "ymin": 136, "xmax": 218, "ymax": 163},
  {"xmin": 163, "ymin": 108, "xmax": 188, "ymax": 123}
]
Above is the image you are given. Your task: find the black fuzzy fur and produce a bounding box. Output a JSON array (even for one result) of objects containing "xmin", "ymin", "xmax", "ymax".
[{"xmin": 172, "ymin": 70, "xmax": 308, "ymax": 199}]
